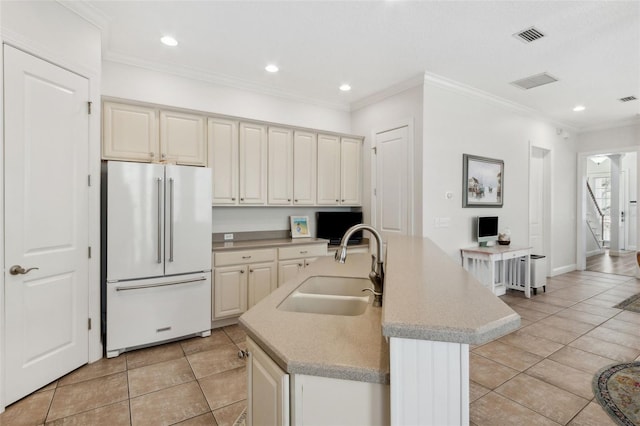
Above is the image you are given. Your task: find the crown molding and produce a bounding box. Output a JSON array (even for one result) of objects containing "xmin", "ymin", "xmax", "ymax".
[
  {"xmin": 577, "ymin": 116, "xmax": 640, "ymax": 134},
  {"xmin": 350, "ymin": 74, "xmax": 425, "ymax": 112},
  {"xmin": 57, "ymin": 0, "xmax": 110, "ymax": 30},
  {"xmin": 104, "ymin": 52, "xmax": 351, "ymax": 112},
  {"xmin": 422, "ymin": 71, "xmax": 580, "ymax": 133}
]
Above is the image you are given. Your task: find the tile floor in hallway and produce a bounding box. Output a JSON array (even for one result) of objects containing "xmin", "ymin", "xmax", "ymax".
[{"xmin": 2, "ymin": 269, "xmax": 640, "ymax": 425}]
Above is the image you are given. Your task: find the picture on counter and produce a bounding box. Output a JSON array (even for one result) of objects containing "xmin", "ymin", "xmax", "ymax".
[
  {"xmin": 463, "ymin": 154, "xmax": 504, "ymax": 207},
  {"xmin": 290, "ymin": 215, "xmax": 310, "ymax": 238}
]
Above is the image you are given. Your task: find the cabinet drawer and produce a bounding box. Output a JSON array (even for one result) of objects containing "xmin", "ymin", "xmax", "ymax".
[
  {"xmin": 502, "ymin": 250, "xmax": 529, "ymax": 260},
  {"xmin": 214, "ymin": 248, "xmax": 276, "ymax": 266},
  {"xmin": 278, "ymin": 244, "xmax": 327, "ymax": 260}
]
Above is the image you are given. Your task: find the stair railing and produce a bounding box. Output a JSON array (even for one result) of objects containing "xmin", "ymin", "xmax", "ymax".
[{"xmin": 586, "ymin": 180, "xmax": 605, "ymax": 247}]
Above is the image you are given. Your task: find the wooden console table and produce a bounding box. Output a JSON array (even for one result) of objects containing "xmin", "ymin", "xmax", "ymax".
[{"xmin": 461, "ymin": 245, "xmax": 531, "ymax": 298}]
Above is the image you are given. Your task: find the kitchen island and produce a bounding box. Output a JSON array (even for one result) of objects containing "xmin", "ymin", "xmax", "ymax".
[{"xmin": 239, "ymin": 234, "xmax": 520, "ymax": 425}]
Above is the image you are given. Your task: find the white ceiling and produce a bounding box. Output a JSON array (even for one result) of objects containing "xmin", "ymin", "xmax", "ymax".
[{"xmin": 69, "ymin": 0, "xmax": 640, "ymax": 131}]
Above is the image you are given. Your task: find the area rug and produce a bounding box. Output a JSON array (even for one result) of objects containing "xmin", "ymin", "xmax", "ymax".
[
  {"xmin": 233, "ymin": 408, "xmax": 246, "ymax": 426},
  {"xmin": 593, "ymin": 362, "xmax": 640, "ymax": 426},
  {"xmin": 614, "ymin": 293, "xmax": 640, "ymax": 313}
]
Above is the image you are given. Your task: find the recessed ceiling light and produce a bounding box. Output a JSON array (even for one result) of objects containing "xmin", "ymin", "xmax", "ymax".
[
  {"xmin": 573, "ymin": 105, "xmax": 586, "ymax": 112},
  {"xmin": 339, "ymin": 84, "xmax": 351, "ymax": 92},
  {"xmin": 265, "ymin": 64, "xmax": 279, "ymax": 73},
  {"xmin": 160, "ymin": 36, "xmax": 178, "ymax": 47}
]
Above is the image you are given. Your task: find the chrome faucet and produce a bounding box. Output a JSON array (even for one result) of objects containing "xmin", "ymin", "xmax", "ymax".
[{"xmin": 334, "ymin": 224, "xmax": 385, "ymax": 307}]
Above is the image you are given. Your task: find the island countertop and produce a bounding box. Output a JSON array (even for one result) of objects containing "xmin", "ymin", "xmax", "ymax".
[{"xmin": 239, "ymin": 235, "xmax": 519, "ymax": 384}]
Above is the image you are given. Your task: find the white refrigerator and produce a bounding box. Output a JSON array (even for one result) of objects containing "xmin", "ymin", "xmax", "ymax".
[{"xmin": 105, "ymin": 161, "xmax": 212, "ymax": 358}]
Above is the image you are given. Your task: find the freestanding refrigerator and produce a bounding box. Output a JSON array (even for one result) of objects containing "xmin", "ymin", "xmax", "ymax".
[{"xmin": 104, "ymin": 161, "xmax": 212, "ymax": 358}]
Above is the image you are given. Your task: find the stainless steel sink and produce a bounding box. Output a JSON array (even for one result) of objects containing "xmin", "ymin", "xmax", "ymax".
[{"xmin": 278, "ymin": 276, "xmax": 371, "ymax": 316}]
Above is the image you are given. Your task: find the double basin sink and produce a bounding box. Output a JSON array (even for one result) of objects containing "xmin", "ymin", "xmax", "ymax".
[{"xmin": 278, "ymin": 276, "xmax": 372, "ymax": 316}]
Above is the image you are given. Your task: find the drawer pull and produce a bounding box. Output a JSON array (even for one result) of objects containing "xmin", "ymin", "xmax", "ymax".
[
  {"xmin": 300, "ymin": 250, "xmax": 308, "ymax": 254},
  {"xmin": 156, "ymin": 326, "xmax": 172, "ymax": 333},
  {"xmin": 242, "ymin": 256, "xmax": 252, "ymax": 259},
  {"xmin": 115, "ymin": 276, "xmax": 206, "ymax": 292}
]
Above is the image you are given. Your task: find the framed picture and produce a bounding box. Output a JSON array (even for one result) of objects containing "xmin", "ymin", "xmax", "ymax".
[
  {"xmin": 463, "ymin": 154, "xmax": 504, "ymax": 207},
  {"xmin": 290, "ymin": 215, "xmax": 311, "ymax": 238}
]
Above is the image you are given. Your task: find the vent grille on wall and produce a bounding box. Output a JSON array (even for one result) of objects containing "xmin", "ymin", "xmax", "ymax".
[
  {"xmin": 619, "ymin": 96, "xmax": 637, "ymax": 102},
  {"xmin": 513, "ymin": 27, "xmax": 545, "ymax": 43},
  {"xmin": 511, "ymin": 72, "xmax": 559, "ymax": 90}
]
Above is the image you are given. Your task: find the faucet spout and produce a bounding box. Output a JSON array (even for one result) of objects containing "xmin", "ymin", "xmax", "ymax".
[{"xmin": 334, "ymin": 224, "xmax": 385, "ymax": 307}]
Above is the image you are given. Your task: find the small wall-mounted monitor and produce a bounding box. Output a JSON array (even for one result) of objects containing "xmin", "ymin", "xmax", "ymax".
[{"xmin": 477, "ymin": 216, "xmax": 498, "ymax": 247}]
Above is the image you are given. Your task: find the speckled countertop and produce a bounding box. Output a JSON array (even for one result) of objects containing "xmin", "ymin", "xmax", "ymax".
[
  {"xmin": 212, "ymin": 237, "xmax": 331, "ymax": 251},
  {"xmin": 239, "ymin": 235, "xmax": 519, "ymax": 385}
]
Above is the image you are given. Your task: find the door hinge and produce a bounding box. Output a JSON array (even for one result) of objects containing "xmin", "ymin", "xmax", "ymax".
[
  {"xmin": 87, "ymin": 101, "xmax": 92, "ymax": 115},
  {"xmin": 372, "ymin": 146, "xmax": 377, "ymax": 154},
  {"xmin": 88, "ymin": 246, "xmax": 92, "ymax": 259},
  {"xmin": 374, "ymin": 188, "xmax": 377, "ymax": 196},
  {"xmin": 88, "ymin": 318, "xmax": 92, "ymax": 330},
  {"xmin": 88, "ymin": 174, "xmax": 91, "ymax": 186}
]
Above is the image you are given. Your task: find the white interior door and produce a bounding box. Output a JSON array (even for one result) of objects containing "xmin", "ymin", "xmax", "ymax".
[
  {"xmin": 375, "ymin": 127, "xmax": 408, "ymax": 236},
  {"xmin": 529, "ymin": 148, "xmax": 546, "ymax": 255},
  {"xmin": 4, "ymin": 45, "xmax": 89, "ymax": 404}
]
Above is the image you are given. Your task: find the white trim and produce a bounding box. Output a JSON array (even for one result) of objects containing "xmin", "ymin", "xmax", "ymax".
[
  {"xmin": 0, "ymin": 3, "xmax": 5, "ymax": 414},
  {"xmin": 351, "ymin": 74, "xmax": 424, "ymax": 112},
  {"xmin": 551, "ymin": 264, "xmax": 577, "ymax": 276},
  {"xmin": 578, "ymin": 117, "xmax": 640, "ymax": 134},
  {"xmin": 422, "ymin": 72, "xmax": 579, "ymax": 132},
  {"xmin": 528, "ymin": 144, "xmax": 553, "ymax": 275}
]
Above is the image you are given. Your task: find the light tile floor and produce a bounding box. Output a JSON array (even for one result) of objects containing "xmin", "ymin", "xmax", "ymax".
[{"xmin": 2, "ymin": 270, "xmax": 640, "ymax": 425}]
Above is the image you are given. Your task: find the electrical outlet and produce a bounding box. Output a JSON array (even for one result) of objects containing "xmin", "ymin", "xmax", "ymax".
[{"xmin": 224, "ymin": 233, "xmax": 234, "ymax": 241}]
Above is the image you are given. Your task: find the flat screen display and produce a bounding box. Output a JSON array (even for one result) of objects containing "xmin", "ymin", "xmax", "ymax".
[
  {"xmin": 316, "ymin": 211, "xmax": 363, "ymax": 245},
  {"xmin": 477, "ymin": 216, "xmax": 499, "ymax": 239}
]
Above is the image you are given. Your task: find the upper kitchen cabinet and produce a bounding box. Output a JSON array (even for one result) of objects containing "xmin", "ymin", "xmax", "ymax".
[
  {"xmin": 103, "ymin": 101, "xmax": 159, "ymax": 162},
  {"xmin": 102, "ymin": 101, "xmax": 207, "ymax": 166},
  {"xmin": 239, "ymin": 122, "xmax": 268, "ymax": 205},
  {"xmin": 340, "ymin": 137, "xmax": 362, "ymax": 206},
  {"xmin": 267, "ymin": 127, "xmax": 294, "ymax": 205},
  {"xmin": 316, "ymin": 134, "xmax": 341, "ymax": 205},
  {"xmin": 292, "ymin": 131, "xmax": 317, "ymax": 205},
  {"xmin": 160, "ymin": 110, "xmax": 207, "ymax": 166},
  {"xmin": 208, "ymin": 118, "xmax": 239, "ymax": 205}
]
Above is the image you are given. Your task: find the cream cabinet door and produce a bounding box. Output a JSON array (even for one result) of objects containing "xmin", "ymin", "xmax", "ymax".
[
  {"xmin": 316, "ymin": 134, "xmax": 341, "ymax": 205},
  {"xmin": 239, "ymin": 122, "xmax": 267, "ymax": 205},
  {"xmin": 277, "ymin": 259, "xmax": 304, "ymax": 287},
  {"xmin": 102, "ymin": 101, "xmax": 158, "ymax": 162},
  {"xmin": 267, "ymin": 127, "xmax": 293, "ymax": 205},
  {"xmin": 247, "ymin": 262, "xmax": 277, "ymax": 308},
  {"xmin": 213, "ymin": 266, "xmax": 248, "ymax": 320},
  {"xmin": 208, "ymin": 118, "xmax": 239, "ymax": 205},
  {"xmin": 340, "ymin": 137, "xmax": 362, "ymax": 205},
  {"xmin": 293, "ymin": 131, "xmax": 317, "ymax": 205},
  {"xmin": 247, "ymin": 338, "xmax": 290, "ymax": 426},
  {"xmin": 160, "ymin": 110, "xmax": 206, "ymax": 166}
]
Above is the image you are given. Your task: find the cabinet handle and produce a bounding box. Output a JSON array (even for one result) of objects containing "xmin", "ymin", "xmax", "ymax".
[
  {"xmin": 300, "ymin": 250, "xmax": 308, "ymax": 254},
  {"xmin": 249, "ymin": 269, "xmax": 253, "ymax": 273},
  {"xmin": 240, "ymin": 198, "xmax": 244, "ymax": 201},
  {"xmin": 288, "ymin": 199, "xmax": 291, "ymax": 202},
  {"xmin": 150, "ymin": 152, "xmax": 155, "ymax": 158},
  {"xmin": 294, "ymin": 199, "xmax": 298, "ymax": 202},
  {"xmin": 335, "ymin": 199, "xmax": 339, "ymax": 202},
  {"xmin": 342, "ymin": 199, "xmax": 345, "ymax": 202},
  {"xmin": 298, "ymin": 263, "xmax": 303, "ymax": 267},
  {"xmin": 242, "ymin": 256, "xmax": 252, "ymax": 259},
  {"xmin": 238, "ymin": 350, "xmax": 249, "ymax": 359},
  {"xmin": 232, "ymin": 197, "xmax": 236, "ymax": 201},
  {"xmin": 162, "ymin": 153, "xmax": 166, "ymax": 159}
]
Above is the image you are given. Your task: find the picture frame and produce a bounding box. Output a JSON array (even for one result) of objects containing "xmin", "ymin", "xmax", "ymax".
[
  {"xmin": 463, "ymin": 154, "xmax": 504, "ymax": 207},
  {"xmin": 290, "ymin": 215, "xmax": 311, "ymax": 238}
]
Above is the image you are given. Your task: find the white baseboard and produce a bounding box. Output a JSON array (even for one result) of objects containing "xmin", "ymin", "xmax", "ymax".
[
  {"xmin": 586, "ymin": 248, "xmax": 605, "ymax": 257},
  {"xmin": 551, "ymin": 264, "xmax": 576, "ymax": 276}
]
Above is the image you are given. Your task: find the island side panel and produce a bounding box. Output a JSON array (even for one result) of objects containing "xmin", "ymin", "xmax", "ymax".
[{"xmin": 390, "ymin": 337, "xmax": 469, "ymax": 426}]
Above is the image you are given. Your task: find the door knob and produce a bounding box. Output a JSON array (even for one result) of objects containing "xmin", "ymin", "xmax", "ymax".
[{"xmin": 10, "ymin": 265, "xmax": 39, "ymax": 275}]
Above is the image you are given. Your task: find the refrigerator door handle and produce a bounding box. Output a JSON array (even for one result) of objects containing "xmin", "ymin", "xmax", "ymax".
[
  {"xmin": 115, "ymin": 276, "xmax": 206, "ymax": 292},
  {"xmin": 169, "ymin": 177, "xmax": 174, "ymax": 262},
  {"xmin": 157, "ymin": 177, "xmax": 163, "ymax": 264}
]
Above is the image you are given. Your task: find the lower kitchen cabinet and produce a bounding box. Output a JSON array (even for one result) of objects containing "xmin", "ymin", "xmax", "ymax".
[
  {"xmin": 247, "ymin": 337, "xmax": 290, "ymax": 426},
  {"xmin": 277, "ymin": 244, "xmax": 327, "ymax": 287},
  {"xmin": 212, "ymin": 249, "xmax": 276, "ymax": 322},
  {"xmin": 246, "ymin": 337, "xmax": 389, "ymax": 426}
]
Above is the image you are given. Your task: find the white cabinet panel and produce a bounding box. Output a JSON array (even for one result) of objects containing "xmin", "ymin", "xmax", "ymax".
[
  {"xmin": 293, "ymin": 131, "xmax": 317, "ymax": 205},
  {"xmin": 248, "ymin": 262, "xmax": 277, "ymax": 308},
  {"xmin": 247, "ymin": 338, "xmax": 290, "ymax": 426},
  {"xmin": 103, "ymin": 101, "xmax": 158, "ymax": 162},
  {"xmin": 316, "ymin": 134, "xmax": 341, "ymax": 205},
  {"xmin": 239, "ymin": 122, "xmax": 267, "ymax": 205},
  {"xmin": 268, "ymin": 127, "xmax": 293, "ymax": 205},
  {"xmin": 160, "ymin": 110, "xmax": 207, "ymax": 166},
  {"xmin": 340, "ymin": 137, "xmax": 362, "ymax": 205},
  {"xmin": 277, "ymin": 259, "xmax": 304, "ymax": 287},
  {"xmin": 213, "ymin": 266, "xmax": 248, "ymax": 319},
  {"xmin": 208, "ymin": 118, "xmax": 239, "ymax": 205}
]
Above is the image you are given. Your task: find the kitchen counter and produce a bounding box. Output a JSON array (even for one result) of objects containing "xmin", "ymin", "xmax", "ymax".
[
  {"xmin": 239, "ymin": 234, "xmax": 519, "ymax": 385},
  {"xmin": 212, "ymin": 237, "xmax": 330, "ymax": 251}
]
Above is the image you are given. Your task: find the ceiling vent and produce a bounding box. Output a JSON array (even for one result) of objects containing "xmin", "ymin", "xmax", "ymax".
[
  {"xmin": 510, "ymin": 72, "xmax": 559, "ymax": 90},
  {"xmin": 619, "ymin": 96, "xmax": 637, "ymax": 102},
  {"xmin": 514, "ymin": 27, "xmax": 545, "ymax": 43}
]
